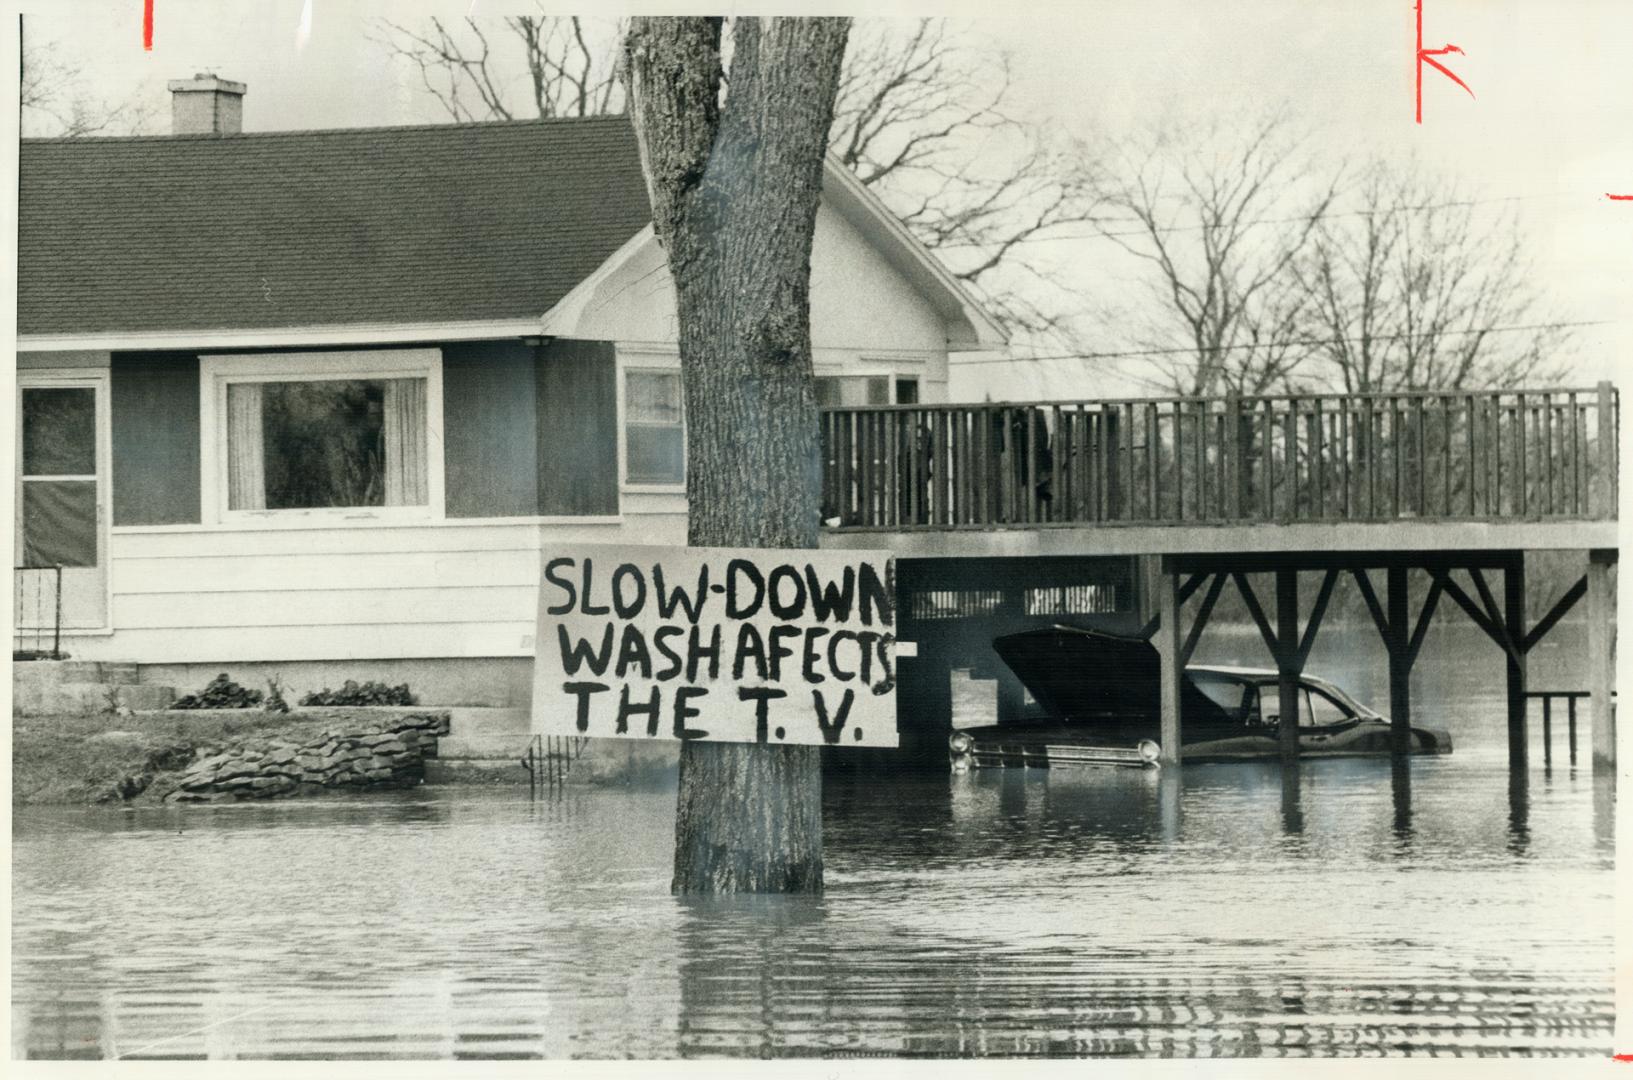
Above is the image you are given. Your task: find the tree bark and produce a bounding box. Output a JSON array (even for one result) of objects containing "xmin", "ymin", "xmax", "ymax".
[{"xmin": 624, "ymin": 16, "xmax": 851, "ymax": 894}]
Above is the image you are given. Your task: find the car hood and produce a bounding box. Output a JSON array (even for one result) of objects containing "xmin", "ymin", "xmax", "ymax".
[{"xmin": 992, "ymin": 625, "xmax": 1162, "ymax": 723}]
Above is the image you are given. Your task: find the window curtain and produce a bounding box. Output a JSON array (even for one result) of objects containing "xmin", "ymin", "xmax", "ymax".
[
  {"xmin": 383, "ymin": 378, "xmax": 428, "ymax": 506},
  {"xmin": 226, "ymin": 383, "xmax": 266, "ymax": 510}
]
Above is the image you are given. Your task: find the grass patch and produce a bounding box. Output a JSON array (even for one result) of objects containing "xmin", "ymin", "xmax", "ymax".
[{"xmin": 12, "ymin": 712, "xmax": 337, "ymax": 806}]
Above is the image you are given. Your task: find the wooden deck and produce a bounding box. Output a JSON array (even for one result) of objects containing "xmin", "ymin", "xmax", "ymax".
[{"xmin": 819, "ymin": 384, "xmax": 1618, "ymax": 555}]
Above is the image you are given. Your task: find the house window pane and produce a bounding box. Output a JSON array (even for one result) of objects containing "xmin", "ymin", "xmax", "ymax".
[
  {"xmin": 227, "ymin": 378, "xmax": 428, "ymax": 510},
  {"xmin": 815, "ymin": 376, "xmax": 891, "ymax": 407},
  {"xmin": 626, "ymin": 370, "xmax": 684, "ymax": 485},
  {"xmin": 22, "ymin": 481, "xmax": 97, "ymax": 567},
  {"xmin": 22, "ymin": 388, "xmax": 96, "ymax": 475},
  {"xmin": 895, "ymin": 377, "xmax": 920, "ymax": 405}
]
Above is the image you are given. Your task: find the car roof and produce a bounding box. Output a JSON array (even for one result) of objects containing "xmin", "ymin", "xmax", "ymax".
[
  {"xmin": 1187, "ymin": 664, "xmax": 1280, "ymax": 679},
  {"xmin": 1188, "ymin": 665, "xmax": 1359, "ymax": 699}
]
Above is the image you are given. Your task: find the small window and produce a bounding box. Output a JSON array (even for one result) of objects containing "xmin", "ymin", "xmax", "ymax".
[
  {"xmin": 626, "ymin": 370, "xmax": 684, "ymax": 485},
  {"xmin": 226, "ymin": 378, "xmax": 428, "ymax": 510},
  {"xmin": 895, "ymin": 377, "xmax": 920, "ymax": 405},
  {"xmin": 815, "ymin": 376, "xmax": 890, "ymax": 407}
]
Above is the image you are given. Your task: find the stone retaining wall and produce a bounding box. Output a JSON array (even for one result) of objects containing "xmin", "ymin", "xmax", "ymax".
[{"xmin": 163, "ymin": 712, "xmax": 450, "ymax": 803}]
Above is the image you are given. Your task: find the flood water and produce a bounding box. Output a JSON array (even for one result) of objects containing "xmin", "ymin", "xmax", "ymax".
[{"xmin": 11, "ymin": 624, "xmax": 1618, "ymax": 1059}]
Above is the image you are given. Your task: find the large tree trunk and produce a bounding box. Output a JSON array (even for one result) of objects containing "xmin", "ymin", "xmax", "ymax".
[{"xmin": 623, "ymin": 16, "xmax": 851, "ymax": 894}]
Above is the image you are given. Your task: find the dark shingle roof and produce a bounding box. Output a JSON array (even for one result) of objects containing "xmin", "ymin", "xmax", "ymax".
[{"xmin": 18, "ymin": 116, "xmax": 654, "ymax": 336}]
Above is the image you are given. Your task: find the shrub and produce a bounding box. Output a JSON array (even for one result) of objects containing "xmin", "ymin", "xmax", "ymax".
[
  {"xmin": 264, "ymin": 675, "xmax": 291, "ymax": 714},
  {"xmin": 172, "ymin": 673, "xmax": 264, "ymax": 710},
  {"xmin": 299, "ymin": 680, "xmax": 417, "ymax": 707}
]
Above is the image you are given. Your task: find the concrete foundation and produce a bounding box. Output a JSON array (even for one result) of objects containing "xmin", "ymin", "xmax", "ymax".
[{"xmin": 137, "ymin": 657, "xmax": 534, "ymax": 711}]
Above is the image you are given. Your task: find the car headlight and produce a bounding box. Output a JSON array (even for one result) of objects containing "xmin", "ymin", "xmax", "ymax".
[
  {"xmin": 948, "ymin": 731, "xmax": 974, "ymax": 754},
  {"xmin": 1137, "ymin": 739, "xmax": 1161, "ymax": 763}
]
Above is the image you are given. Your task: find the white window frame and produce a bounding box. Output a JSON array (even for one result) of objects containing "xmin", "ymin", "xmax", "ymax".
[
  {"xmin": 199, "ymin": 349, "xmax": 446, "ymax": 526},
  {"xmin": 814, "ymin": 353, "xmax": 930, "ymax": 406},
  {"xmin": 618, "ymin": 347, "xmax": 686, "ymax": 493}
]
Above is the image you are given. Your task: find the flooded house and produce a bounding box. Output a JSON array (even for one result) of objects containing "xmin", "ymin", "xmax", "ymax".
[{"xmin": 13, "ymin": 74, "xmax": 1005, "ymax": 707}]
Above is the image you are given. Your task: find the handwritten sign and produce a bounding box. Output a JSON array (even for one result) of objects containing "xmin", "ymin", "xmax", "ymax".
[{"xmin": 531, "ymin": 544, "xmax": 898, "ymax": 748}]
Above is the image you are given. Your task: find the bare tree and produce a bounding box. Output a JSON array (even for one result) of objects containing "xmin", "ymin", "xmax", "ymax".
[
  {"xmin": 829, "ymin": 19, "xmax": 1100, "ymax": 343},
  {"xmin": 1294, "ymin": 162, "xmax": 1569, "ymax": 393},
  {"xmin": 624, "ymin": 16, "xmax": 849, "ymax": 894},
  {"xmin": 1090, "ymin": 114, "xmax": 1340, "ymax": 395},
  {"xmin": 21, "ymin": 38, "xmax": 156, "ymax": 137},
  {"xmin": 372, "ymin": 14, "xmax": 1096, "ymax": 343},
  {"xmin": 369, "ymin": 11, "xmax": 622, "ymax": 121}
]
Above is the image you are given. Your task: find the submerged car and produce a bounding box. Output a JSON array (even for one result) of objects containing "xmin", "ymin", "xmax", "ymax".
[{"xmin": 949, "ymin": 625, "xmax": 1453, "ymax": 769}]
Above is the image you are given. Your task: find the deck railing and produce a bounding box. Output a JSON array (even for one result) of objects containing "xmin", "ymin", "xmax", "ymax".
[{"xmin": 820, "ymin": 384, "xmax": 1618, "ymax": 529}]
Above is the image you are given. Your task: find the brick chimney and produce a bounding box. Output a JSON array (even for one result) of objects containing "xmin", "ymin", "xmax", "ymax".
[{"xmin": 167, "ymin": 73, "xmax": 246, "ymax": 135}]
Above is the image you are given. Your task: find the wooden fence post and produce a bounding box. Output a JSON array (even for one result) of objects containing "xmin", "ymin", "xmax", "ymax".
[
  {"xmin": 1595, "ymin": 380, "xmax": 1617, "ymax": 519},
  {"xmin": 1589, "ymin": 548, "xmax": 1617, "ymax": 770},
  {"xmin": 1227, "ymin": 392, "xmax": 1244, "ymax": 519}
]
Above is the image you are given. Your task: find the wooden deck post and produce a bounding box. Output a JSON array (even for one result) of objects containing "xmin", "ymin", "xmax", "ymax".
[
  {"xmin": 1386, "ymin": 566, "xmax": 1412, "ymax": 755},
  {"xmin": 1277, "ymin": 568, "xmax": 1301, "ymax": 761},
  {"xmin": 1227, "ymin": 392, "xmax": 1244, "ymax": 519},
  {"xmin": 1588, "ymin": 547, "xmax": 1617, "ymax": 770},
  {"xmin": 1505, "ymin": 555, "xmax": 1528, "ymax": 771},
  {"xmin": 1157, "ymin": 556, "xmax": 1184, "ymax": 766},
  {"xmin": 1595, "ymin": 380, "xmax": 1617, "ymax": 519}
]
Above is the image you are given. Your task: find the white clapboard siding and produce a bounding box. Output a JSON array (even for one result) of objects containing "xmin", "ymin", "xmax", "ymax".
[
  {"xmin": 91, "ymin": 622, "xmax": 540, "ymax": 663},
  {"xmin": 91, "ymin": 513, "xmax": 688, "ymax": 664},
  {"xmin": 116, "ymin": 585, "xmax": 540, "ymax": 629},
  {"xmin": 623, "ymin": 491, "xmax": 688, "ymax": 517},
  {"xmin": 115, "ymin": 549, "xmax": 544, "ymax": 594},
  {"xmin": 109, "ymin": 520, "xmax": 633, "ymax": 560}
]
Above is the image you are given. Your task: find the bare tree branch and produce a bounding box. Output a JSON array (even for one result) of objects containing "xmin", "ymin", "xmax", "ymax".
[
  {"xmin": 370, "ymin": 15, "xmax": 1097, "ymax": 347},
  {"xmin": 1090, "ymin": 114, "xmax": 1340, "ymax": 395},
  {"xmin": 369, "ymin": 9, "xmax": 626, "ymax": 121},
  {"xmin": 20, "ymin": 35, "xmax": 157, "ymax": 137},
  {"xmin": 1293, "ymin": 162, "xmax": 1570, "ymax": 392}
]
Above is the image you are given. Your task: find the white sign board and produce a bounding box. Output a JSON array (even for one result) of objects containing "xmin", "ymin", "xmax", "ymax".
[{"xmin": 531, "ymin": 544, "xmax": 898, "ymax": 748}]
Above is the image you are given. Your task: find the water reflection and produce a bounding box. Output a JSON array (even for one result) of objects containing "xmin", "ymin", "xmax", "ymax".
[
  {"xmin": 1592, "ymin": 772, "xmax": 1615, "ymax": 854},
  {"xmin": 11, "ymin": 697, "xmax": 1618, "ymax": 1060},
  {"xmin": 1390, "ymin": 755, "xmax": 1413, "ymax": 844},
  {"xmin": 1508, "ymin": 766, "xmax": 1531, "ymax": 855},
  {"xmin": 1279, "ymin": 762, "xmax": 1305, "ymax": 837},
  {"xmin": 673, "ymin": 896, "xmax": 829, "ymax": 1058},
  {"xmin": 1157, "ymin": 770, "xmax": 1182, "ymax": 842}
]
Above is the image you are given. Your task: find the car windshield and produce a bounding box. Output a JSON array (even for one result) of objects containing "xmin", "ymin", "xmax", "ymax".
[{"xmin": 1303, "ymin": 677, "xmax": 1377, "ymax": 718}]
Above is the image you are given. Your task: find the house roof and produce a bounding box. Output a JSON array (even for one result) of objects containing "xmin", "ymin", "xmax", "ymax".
[
  {"xmin": 18, "ymin": 116, "xmax": 653, "ymax": 337},
  {"xmin": 19, "ymin": 114, "xmax": 1004, "ymax": 350}
]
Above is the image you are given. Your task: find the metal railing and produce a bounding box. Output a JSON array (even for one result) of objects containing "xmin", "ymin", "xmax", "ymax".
[
  {"xmin": 13, "ymin": 565, "xmax": 64, "ymax": 660},
  {"xmin": 821, "ymin": 384, "xmax": 1618, "ymax": 529},
  {"xmin": 522, "ymin": 733, "xmax": 589, "ymax": 794}
]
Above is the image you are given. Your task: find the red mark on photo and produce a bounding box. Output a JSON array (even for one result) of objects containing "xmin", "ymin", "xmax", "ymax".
[
  {"xmin": 1613, "ymin": 1052, "xmax": 1633, "ymax": 1062},
  {"xmin": 143, "ymin": 0, "xmax": 154, "ymax": 51},
  {"xmin": 1415, "ymin": 0, "xmax": 1474, "ymax": 124},
  {"xmin": 1608, "ymin": 194, "xmax": 1633, "ymax": 202}
]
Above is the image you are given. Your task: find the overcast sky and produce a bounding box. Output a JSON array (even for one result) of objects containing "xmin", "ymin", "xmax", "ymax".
[{"xmin": 13, "ymin": 0, "xmax": 1632, "ymax": 399}]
